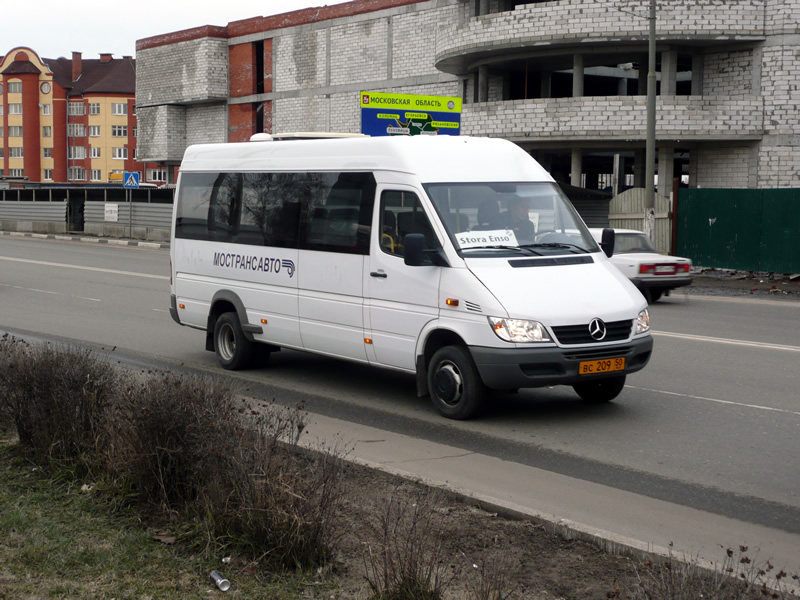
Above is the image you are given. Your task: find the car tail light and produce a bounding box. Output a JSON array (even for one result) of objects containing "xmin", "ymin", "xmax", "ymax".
[
  {"xmin": 639, "ymin": 264, "xmax": 656, "ymax": 274},
  {"xmin": 677, "ymin": 264, "xmax": 691, "ymax": 273}
]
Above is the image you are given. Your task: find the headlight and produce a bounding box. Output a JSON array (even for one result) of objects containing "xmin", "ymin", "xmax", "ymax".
[
  {"xmin": 636, "ymin": 308, "xmax": 650, "ymax": 334},
  {"xmin": 489, "ymin": 317, "xmax": 552, "ymax": 343}
]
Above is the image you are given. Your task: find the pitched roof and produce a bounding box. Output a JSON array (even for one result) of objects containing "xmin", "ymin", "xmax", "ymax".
[
  {"xmin": 1, "ymin": 60, "xmax": 41, "ymax": 75},
  {"xmin": 45, "ymin": 56, "xmax": 136, "ymax": 96}
]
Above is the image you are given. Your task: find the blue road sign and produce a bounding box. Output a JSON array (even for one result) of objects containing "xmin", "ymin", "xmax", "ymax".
[{"xmin": 123, "ymin": 172, "xmax": 140, "ymax": 189}]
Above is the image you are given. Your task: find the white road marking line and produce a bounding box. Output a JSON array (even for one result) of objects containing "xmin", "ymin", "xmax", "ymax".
[
  {"xmin": 652, "ymin": 330, "xmax": 800, "ymax": 353},
  {"xmin": 627, "ymin": 385, "xmax": 800, "ymax": 417},
  {"xmin": 0, "ymin": 255, "xmax": 169, "ymax": 280},
  {"xmin": 0, "ymin": 283, "xmax": 101, "ymax": 302}
]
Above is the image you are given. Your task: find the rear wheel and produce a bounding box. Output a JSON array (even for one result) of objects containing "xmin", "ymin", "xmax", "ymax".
[
  {"xmin": 647, "ymin": 289, "xmax": 663, "ymax": 303},
  {"xmin": 428, "ymin": 346, "xmax": 486, "ymax": 420},
  {"xmin": 573, "ymin": 375, "xmax": 626, "ymax": 403},
  {"xmin": 214, "ymin": 312, "xmax": 254, "ymax": 370}
]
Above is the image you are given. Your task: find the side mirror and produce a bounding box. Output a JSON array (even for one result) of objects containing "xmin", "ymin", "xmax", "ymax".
[
  {"xmin": 404, "ymin": 233, "xmax": 425, "ymax": 266},
  {"xmin": 403, "ymin": 233, "xmax": 450, "ymax": 267},
  {"xmin": 600, "ymin": 227, "xmax": 615, "ymax": 258}
]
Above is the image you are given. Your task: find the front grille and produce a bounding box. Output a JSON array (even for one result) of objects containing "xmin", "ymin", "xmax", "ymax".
[{"xmin": 552, "ymin": 320, "xmax": 632, "ymax": 345}]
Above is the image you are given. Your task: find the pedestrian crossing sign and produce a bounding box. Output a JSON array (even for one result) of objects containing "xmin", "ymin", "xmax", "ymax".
[{"xmin": 123, "ymin": 172, "xmax": 140, "ymax": 189}]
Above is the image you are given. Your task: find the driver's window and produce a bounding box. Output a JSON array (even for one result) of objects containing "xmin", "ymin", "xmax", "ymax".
[{"xmin": 380, "ymin": 191, "xmax": 437, "ymax": 260}]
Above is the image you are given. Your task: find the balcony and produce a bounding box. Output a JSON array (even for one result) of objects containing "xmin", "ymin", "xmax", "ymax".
[
  {"xmin": 436, "ymin": 0, "xmax": 765, "ymax": 74},
  {"xmin": 461, "ymin": 95, "xmax": 764, "ymax": 143}
]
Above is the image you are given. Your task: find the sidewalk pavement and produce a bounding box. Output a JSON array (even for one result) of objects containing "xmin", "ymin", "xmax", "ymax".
[
  {"xmin": 0, "ymin": 230, "xmax": 169, "ymax": 249},
  {"xmin": 300, "ymin": 412, "xmax": 800, "ymax": 580}
]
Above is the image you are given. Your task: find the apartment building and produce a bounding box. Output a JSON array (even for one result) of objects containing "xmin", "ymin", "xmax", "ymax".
[
  {"xmin": 134, "ymin": 0, "xmax": 800, "ymax": 191},
  {"xmin": 0, "ymin": 47, "xmax": 165, "ymax": 185}
]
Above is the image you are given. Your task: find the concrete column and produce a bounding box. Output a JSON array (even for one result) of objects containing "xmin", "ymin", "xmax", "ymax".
[
  {"xmin": 638, "ymin": 61, "xmax": 647, "ymax": 95},
  {"xmin": 634, "ymin": 149, "xmax": 646, "ymax": 188},
  {"xmin": 691, "ymin": 54, "xmax": 704, "ymax": 96},
  {"xmin": 478, "ymin": 65, "xmax": 489, "ymax": 103},
  {"xmin": 657, "ymin": 144, "xmax": 675, "ymax": 198},
  {"xmin": 612, "ymin": 154, "xmax": 626, "ymax": 196},
  {"xmin": 541, "ymin": 71, "xmax": 551, "ymax": 99},
  {"xmin": 661, "ymin": 50, "xmax": 678, "ymax": 96},
  {"xmin": 478, "ymin": 0, "xmax": 489, "ymax": 16},
  {"xmin": 571, "ymin": 148, "xmax": 583, "ymax": 187},
  {"xmin": 573, "ymin": 54, "xmax": 584, "ymax": 97},
  {"xmin": 618, "ymin": 76, "xmax": 628, "ymax": 96}
]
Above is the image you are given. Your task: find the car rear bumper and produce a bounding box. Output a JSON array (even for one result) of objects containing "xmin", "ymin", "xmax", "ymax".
[{"xmin": 631, "ymin": 276, "xmax": 692, "ymax": 290}]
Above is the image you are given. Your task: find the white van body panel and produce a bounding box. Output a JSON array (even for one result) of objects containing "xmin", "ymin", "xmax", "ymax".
[
  {"xmin": 465, "ymin": 258, "xmax": 643, "ymax": 327},
  {"xmin": 170, "ymin": 135, "xmax": 653, "ymax": 418}
]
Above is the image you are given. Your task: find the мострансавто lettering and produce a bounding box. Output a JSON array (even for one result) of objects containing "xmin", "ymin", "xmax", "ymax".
[{"xmin": 213, "ymin": 252, "xmax": 295, "ymax": 277}]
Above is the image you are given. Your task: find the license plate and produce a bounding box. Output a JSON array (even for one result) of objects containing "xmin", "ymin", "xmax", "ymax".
[
  {"xmin": 579, "ymin": 357, "xmax": 625, "ymax": 375},
  {"xmin": 655, "ymin": 265, "xmax": 676, "ymax": 275}
]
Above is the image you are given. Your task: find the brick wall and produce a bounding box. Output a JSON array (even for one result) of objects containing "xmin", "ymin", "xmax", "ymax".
[
  {"xmin": 704, "ymin": 51, "xmax": 753, "ymax": 97},
  {"xmin": 693, "ymin": 146, "xmax": 753, "ymax": 188},
  {"xmin": 330, "ymin": 19, "xmax": 390, "ymax": 86},
  {"xmin": 275, "ymin": 29, "xmax": 328, "ymax": 91},
  {"xmin": 136, "ymin": 37, "xmax": 228, "ymax": 105}
]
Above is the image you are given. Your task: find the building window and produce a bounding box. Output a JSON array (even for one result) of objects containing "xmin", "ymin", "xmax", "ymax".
[
  {"xmin": 91, "ymin": 147, "xmax": 101, "ymax": 158},
  {"xmin": 89, "ymin": 103, "xmax": 101, "ymax": 115},
  {"xmin": 8, "ymin": 126, "xmax": 23, "ymax": 137},
  {"xmin": 112, "ymin": 147, "xmax": 128, "ymax": 159},
  {"xmin": 68, "ymin": 146, "xmax": 86, "ymax": 159},
  {"xmin": 9, "ymin": 147, "xmax": 24, "ymax": 158},
  {"xmin": 132, "ymin": 127, "xmax": 137, "ymax": 138},
  {"xmin": 112, "ymin": 103, "xmax": 128, "ymax": 115},
  {"xmin": 9, "ymin": 169, "xmax": 25, "ymax": 177},
  {"xmin": 0, "ymin": 147, "xmax": 3, "ymax": 158},
  {"xmin": 41, "ymin": 104, "xmax": 51, "ymax": 115},
  {"xmin": 147, "ymin": 168, "xmax": 167, "ymax": 182},
  {"xmin": 91, "ymin": 169, "xmax": 102, "ymax": 181},
  {"xmin": 68, "ymin": 102, "xmax": 85, "ymax": 116},
  {"xmin": 133, "ymin": 149, "xmax": 138, "ymax": 160},
  {"xmin": 43, "ymin": 169, "xmax": 53, "ymax": 180},
  {"xmin": 8, "ymin": 81, "xmax": 22, "ymax": 93},
  {"xmin": 68, "ymin": 167, "xmax": 86, "ymax": 181},
  {"xmin": 112, "ymin": 125, "xmax": 128, "ymax": 137},
  {"xmin": 9, "ymin": 103, "xmax": 22, "ymax": 115},
  {"xmin": 43, "ymin": 148, "xmax": 52, "ymax": 158},
  {"xmin": 0, "ymin": 127, "xmax": 3, "ymax": 137},
  {"xmin": 42, "ymin": 126, "xmax": 52, "ymax": 137},
  {"xmin": 68, "ymin": 123, "xmax": 86, "ymax": 137},
  {"xmin": 89, "ymin": 125, "xmax": 101, "ymax": 137}
]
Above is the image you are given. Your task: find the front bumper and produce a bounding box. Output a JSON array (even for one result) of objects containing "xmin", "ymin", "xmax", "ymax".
[{"xmin": 471, "ymin": 335, "xmax": 653, "ymax": 390}]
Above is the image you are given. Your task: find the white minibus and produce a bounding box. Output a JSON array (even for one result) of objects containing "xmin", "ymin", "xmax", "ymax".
[{"xmin": 169, "ymin": 135, "xmax": 652, "ymax": 419}]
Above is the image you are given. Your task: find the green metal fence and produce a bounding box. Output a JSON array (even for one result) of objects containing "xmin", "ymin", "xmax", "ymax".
[{"xmin": 676, "ymin": 188, "xmax": 800, "ymax": 273}]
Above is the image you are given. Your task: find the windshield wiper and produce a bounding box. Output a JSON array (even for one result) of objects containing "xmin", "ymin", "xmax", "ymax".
[
  {"xmin": 462, "ymin": 245, "xmax": 541, "ymax": 255},
  {"xmin": 522, "ymin": 243, "xmax": 590, "ymax": 254}
]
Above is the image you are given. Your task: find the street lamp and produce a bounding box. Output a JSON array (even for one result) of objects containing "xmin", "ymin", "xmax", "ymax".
[{"xmin": 644, "ymin": 0, "xmax": 656, "ymax": 241}]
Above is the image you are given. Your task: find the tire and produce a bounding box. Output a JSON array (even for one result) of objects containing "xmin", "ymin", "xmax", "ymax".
[
  {"xmin": 573, "ymin": 375, "xmax": 626, "ymax": 403},
  {"xmin": 647, "ymin": 289, "xmax": 663, "ymax": 303},
  {"xmin": 213, "ymin": 312, "xmax": 254, "ymax": 370},
  {"xmin": 428, "ymin": 346, "xmax": 486, "ymax": 420}
]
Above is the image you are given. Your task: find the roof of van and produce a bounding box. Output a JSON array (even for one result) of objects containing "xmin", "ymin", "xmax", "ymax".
[{"xmin": 179, "ymin": 136, "xmax": 553, "ymax": 184}]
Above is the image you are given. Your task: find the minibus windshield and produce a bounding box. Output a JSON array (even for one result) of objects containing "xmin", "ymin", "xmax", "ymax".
[{"xmin": 423, "ymin": 182, "xmax": 599, "ymax": 255}]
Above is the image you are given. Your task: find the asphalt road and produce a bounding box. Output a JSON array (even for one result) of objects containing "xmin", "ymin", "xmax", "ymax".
[{"xmin": 1, "ymin": 234, "xmax": 798, "ymax": 551}]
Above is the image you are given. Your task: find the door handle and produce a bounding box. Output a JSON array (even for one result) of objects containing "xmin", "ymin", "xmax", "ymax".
[{"xmin": 370, "ymin": 271, "xmax": 388, "ymax": 278}]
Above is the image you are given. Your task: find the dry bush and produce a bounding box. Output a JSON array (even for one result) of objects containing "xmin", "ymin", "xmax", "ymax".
[
  {"xmin": 106, "ymin": 371, "xmax": 347, "ymax": 569},
  {"xmin": 0, "ymin": 334, "xmax": 115, "ymax": 472},
  {"xmin": 103, "ymin": 370, "xmax": 239, "ymax": 509},
  {"xmin": 462, "ymin": 550, "xmax": 519, "ymax": 600},
  {"xmin": 631, "ymin": 546, "xmax": 799, "ymax": 600},
  {"xmin": 362, "ymin": 485, "xmax": 454, "ymax": 600},
  {"xmin": 197, "ymin": 399, "xmax": 348, "ymax": 569}
]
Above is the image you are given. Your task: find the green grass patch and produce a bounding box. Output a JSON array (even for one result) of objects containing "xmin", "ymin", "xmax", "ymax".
[{"xmin": 0, "ymin": 439, "xmax": 338, "ymax": 599}]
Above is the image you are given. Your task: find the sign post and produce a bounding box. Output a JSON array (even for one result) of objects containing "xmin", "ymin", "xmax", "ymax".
[{"xmin": 123, "ymin": 172, "xmax": 139, "ymax": 236}]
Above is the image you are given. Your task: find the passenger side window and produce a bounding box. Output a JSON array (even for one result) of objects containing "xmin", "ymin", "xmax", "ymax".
[
  {"xmin": 300, "ymin": 172, "xmax": 375, "ymax": 255},
  {"xmin": 380, "ymin": 191, "xmax": 438, "ymax": 262},
  {"xmin": 239, "ymin": 172, "xmax": 304, "ymax": 248}
]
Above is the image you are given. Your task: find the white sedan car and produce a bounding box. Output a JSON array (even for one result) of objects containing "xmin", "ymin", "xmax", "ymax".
[{"xmin": 590, "ymin": 228, "xmax": 692, "ymax": 303}]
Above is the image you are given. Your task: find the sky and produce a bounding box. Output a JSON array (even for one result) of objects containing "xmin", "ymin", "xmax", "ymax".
[{"xmin": 3, "ymin": 0, "xmax": 351, "ymax": 61}]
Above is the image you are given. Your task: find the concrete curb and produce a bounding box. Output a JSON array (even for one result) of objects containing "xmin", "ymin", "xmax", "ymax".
[{"xmin": 0, "ymin": 230, "xmax": 170, "ymax": 249}]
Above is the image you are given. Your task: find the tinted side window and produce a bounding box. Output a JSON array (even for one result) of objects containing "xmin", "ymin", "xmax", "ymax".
[
  {"xmin": 300, "ymin": 172, "xmax": 375, "ymax": 255},
  {"xmin": 380, "ymin": 191, "xmax": 438, "ymax": 262},
  {"xmin": 239, "ymin": 173, "xmax": 302, "ymax": 248}
]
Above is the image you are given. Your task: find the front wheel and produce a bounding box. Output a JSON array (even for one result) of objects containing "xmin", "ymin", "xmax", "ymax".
[
  {"xmin": 214, "ymin": 312, "xmax": 254, "ymax": 370},
  {"xmin": 573, "ymin": 375, "xmax": 626, "ymax": 403},
  {"xmin": 428, "ymin": 346, "xmax": 486, "ymax": 420}
]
